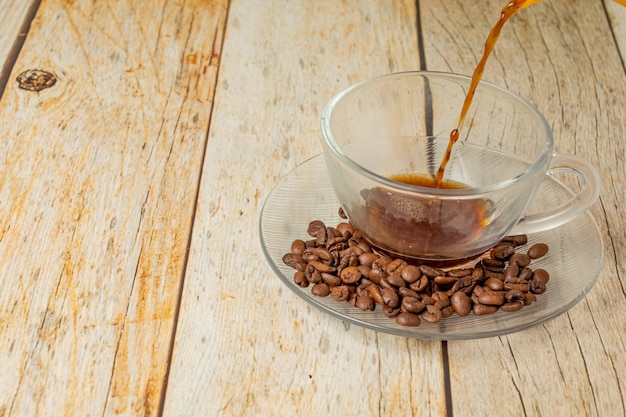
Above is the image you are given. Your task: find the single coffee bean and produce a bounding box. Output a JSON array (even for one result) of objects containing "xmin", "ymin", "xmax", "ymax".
[
  {"xmin": 381, "ymin": 288, "xmax": 400, "ymax": 308},
  {"xmin": 504, "ymin": 282, "xmax": 530, "ymax": 293},
  {"xmin": 294, "ymin": 271, "xmax": 309, "ymax": 287},
  {"xmin": 500, "ymin": 300, "xmax": 524, "ymax": 312},
  {"xmin": 509, "ymin": 253, "xmax": 531, "ymax": 268},
  {"xmin": 400, "ymin": 265, "xmax": 421, "ymax": 283},
  {"xmin": 530, "ymin": 277, "xmax": 547, "ymax": 294},
  {"xmin": 315, "ymin": 227, "xmax": 328, "ymax": 245},
  {"xmin": 339, "ymin": 266, "xmax": 361, "ymax": 284},
  {"xmin": 307, "ymin": 220, "xmax": 326, "ymax": 237},
  {"xmin": 311, "ymin": 283, "xmax": 330, "ymax": 297},
  {"xmin": 518, "ymin": 267, "xmax": 534, "ymax": 281},
  {"xmin": 491, "ymin": 244, "xmax": 515, "ymax": 261},
  {"xmin": 336, "ymin": 222, "xmax": 355, "ymax": 236},
  {"xmin": 358, "ymin": 252, "xmax": 380, "ymax": 267},
  {"xmin": 471, "ymin": 267, "xmax": 485, "ymax": 282},
  {"xmin": 528, "ymin": 243, "xmax": 549, "ymax": 259},
  {"xmin": 383, "ymin": 305, "xmax": 401, "ymax": 318},
  {"xmin": 321, "ymin": 272, "xmax": 341, "ymax": 287},
  {"xmin": 450, "ymin": 276, "xmax": 475, "ymax": 295},
  {"xmin": 396, "ymin": 312, "xmax": 421, "ymax": 327},
  {"xmin": 398, "ymin": 286, "xmax": 420, "ymax": 300},
  {"xmin": 482, "ymin": 258, "xmax": 505, "ymax": 271},
  {"xmin": 503, "ymin": 264, "xmax": 520, "ymax": 280},
  {"xmin": 283, "ymin": 253, "xmax": 305, "ymax": 270},
  {"xmin": 291, "ymin": 239, "xmax": 306, "ymax": 255},
  {"xmin": 368, "ymin": 284, "xmax": 385, "ymax": 305},
  {"xmin": 419, "ymin": 265, "xmax": 445, "ymax": 278},
  {"xmin": 505, "ymin": 289, "xmax": 525, "ymax": 303},
  {"xmin": 386, "ymin": 273, "xmax": 407, "ymax": 288},
  {"xmin": 483, "ymin": 269, "xmax": 504, "ymax": 280},
  {"xmin": 356, "ymin": 294, "xmax": 376, "ymax": 311},
  {"xmin": 485, "ymin": 277, "xmax": 504, "ymax": 291},
  {"xmin": 357, "ymin": 265, "xmax": 371, "ymax": 280},
  {"xmin": 309, "ymin": 260, "xmax": 336, "ymax": 274},
  {"xmin": 503, "ymin": 234, "xmax": 528, "ymax": 246},
  {"xmin": 401, "ymin": 296, "xmax": 426, "ymax": 314},
  {"xmin": 533, "ymin": 269, "xmax": 550, "ymax": 285},
  {"xmin": 338, "ymin": 207, "xmax": 347, "ymax": 219},
  {"xmin": 409, "ymin": 275, "xmax": 429, "ymax": 292},
  {"xmin": 330, "ymin": 285, "xmax": 350, "ymax": 302},
  {"xmin": 478, "ymin": 291, "xmax": 506, "ymax": 306},
  {"xmin": 473, "ymin": 303, "xmax": 499, "ymax": 316},
  {"xmin": 368, "ymin": 268, "xmax": 386, "ymax": 283},
  {"xmin": 524, "ymin": 292, "xmax": 537, "ymax": 305},
  {"xmin": 421, "ymin": 305, "xmax": 443, "ymax": 324},
  {"xmin": 386, "ymin": 259, "xmax": 408, "ymax": 274},
  {"xmin": 450, "ymin": 291, "xmax": 472, "ymax": 317},
  {"xmin": 434, "ymin": 276, "xmax": 458, "ymax": 287},
  {"xmin": 441, "ymin": 306, "xmax": 455, "ymax": 319},
  {"xmin": 309, "ymin": 269, "xmax": 323, "ymax": 284}
]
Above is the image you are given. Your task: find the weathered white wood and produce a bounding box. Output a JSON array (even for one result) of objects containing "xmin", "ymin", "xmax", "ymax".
[
  {"xmin": 421, "ymin": 0, "xmax": 626, "ymax": 415},
  {"xmin": 0, "ymin": 0, "xmax": 227, "ymax": 415},
  {"xmin": 163, "ymin": 0, "xmax": 448, "ymax": 416},
  {"xmin": 607, "ymin": 0, "xmax": 626, "ymax": 60},
  {"xmin": 0, "ymin": 0, "xmax": 39, "ymax": 83}
]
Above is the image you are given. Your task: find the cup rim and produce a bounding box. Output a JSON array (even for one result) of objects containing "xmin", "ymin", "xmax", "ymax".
[{"xmin": 320, "ymin": 70, "xmax": 554, "ymax": 197}]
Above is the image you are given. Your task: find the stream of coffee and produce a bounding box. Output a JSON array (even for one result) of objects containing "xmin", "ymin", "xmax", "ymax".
[{"xmin": 433, "ymin": 0, "xmax": 543, "ymax": 186}]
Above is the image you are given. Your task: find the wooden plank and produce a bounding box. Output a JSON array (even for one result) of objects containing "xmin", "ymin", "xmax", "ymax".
[
  {"xmin": 607, "ymin": 0, "xmax": 626, "ymax": 60},
  {"xmin": 0, "ymin": 0, "xmax": 227, "ymax": 415},
  {"xmin": 421, "ymin": 0, "xmax": 626, "ymax": 415},
  {"xmin": 0, "ymin": 1, "xmax": 40, "ymax": 88},
  {"xmin": 163, "ymin": 0, "xmax": 448, "ymax": 416}
]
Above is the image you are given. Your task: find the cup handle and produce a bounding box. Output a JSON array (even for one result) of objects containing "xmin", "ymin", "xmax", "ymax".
[{"xmin": 509, "ymin": 153, "xmax": 602, "ymax": 235}]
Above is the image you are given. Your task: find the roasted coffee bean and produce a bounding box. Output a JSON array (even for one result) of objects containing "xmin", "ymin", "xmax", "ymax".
[
  {"xmin": 291, "ymin": 239, "xmax": 306, "ymax": 255},
  {"xmin": 367, "ymin": 284, "xmax": 384, "ymax": 305},
  {"xmin": 307, "ymin": 220, "xmax": 326, "ymax": 237},
  {"xmin": 357, "ymin": 265, "xmax": 371, "ymax": 280},
  {"xmin": 503, "ymin": 234, "xmax": 528, "ymax": 246},
  {"xmin": 338, "ymin": 207, "xmax": 347, "ymax": 219},
  {"xmin": 504, "ymin": 282, "xmax": 530, "ymax": 293},
  {"xmin": 358, "ymin": 252, "xmax": 380, "ymax": 267},
  {"xmin": 478, "ymin": 291, "xmax": 506, "ymax": 306},
  {"xmin": 386, "ymin": 273, "xmax": 407, "ymax": 288},
  {"xmin": 432, "ymin": 291, "xmax": 450, "ymax": 309},
  {"xmin": 379, "ymin": 277, "xmax": 398, "ymax": 292},
  {"xmin": 294, "ymin": 271, "xmax": 309, "ymax": 287},
  {"xmin": 309, "ymin": 260, "xmax": 336, "ymax": 274},
  {"xmin": 401, "ymin": 296, "xmax": 426, "ymax": 314},
  {"xmin": 533, "ymin": 269, "xmax": 550, "ymax": 285},
  {"xmin": 441, "ymin": 306, "xmax": 455, "ymax": 319},
  {"xmin": 434, "ymin": 276, "xmax": 458, "ymax": 287},
  {"xmin": 383, "ymin": 305, "xmax": 401, "ymax": 318},
  {"xmin": 400, "ymin": 265, "xmax": 421, "ymax": 283},
  {"xmin": 491, "ymin": 244, "xmax": 515, "ymax": 261},
  {"xmin": 339, "ymin": 266, "xmax": 361, "ymax": 284},
  {"xmin": 471, "ymin": 267, "xmax": 485, "ymax": 282},
  {"xmin": 396, "ymin": 312, "xmax": 421, "ymax": 327},
  {"xmin": 473, "ymin": 303, "xmax": 499, "ymax": 316},
  {"xmin": 372, "ymin": 257, "xmax": 391, "ymax": 271},
  {"xmin": 309, "ymin": 269, "xmax": 323, "ymax": 284},
  {"xmin": 509, "ymin": 253, "xmax": 531, "ymax": 268},
  {"xmin": 368, "ymin": 268, "xmax": 386, "ymax": 283},
  {"xmin": 321, "ymin": 272, "xmax": 341, "ymax": 287},
  {"xmin": 518, "ymin": 267, "xmax": 534, "ymax": 281},
  {"xmin": 330, "ymin": 285, "xmax": 350, "ymax": 302},
  {"xmin": 311, "ymin": 283, "xmax": 330, "ymax": 297},
  {"xmin": 505, "ymin": 289, "xmax": 525, "ymax": 303},
  {"xmin": 528, "ymin": 243, "xmax": 549, "ymax": 259},
  {"xmin": 398, "ymin": 286, "xmax": 420, "ymax": 300},
  {"xmin": 450, "ymin": 276, "xmax": 475, "ymax": 295},
  {"xmin": 356, "ymin": 294, "xmax": 376, "ymax": 311},
  {"xmin": 386, "ymin": 259, "xmax": 408, "ymax": 274},
  {"xmin": 483, "ymin": 269, "xmax": 504, "ymax": 280},
  {"xmin": 447, "ymin": 268, "xmax": 474, "ymax": 277},
  {"xmin": 503, "ymin": 264, "xmax": 520, "ymax": 280},
  {"xmin": 419, "ymin": 265, "xmax": 445, "ymax": 278},
  {"xmin": 485, "ymin": 277, "xmax": 504, "ymax": 291},
  {"xmin": 315, "ymin": 228, "xmax": 328, "ymax": 245},
  {"xmin": 482, "ymin": 258, "xmax": 505, "ymax": 270},
  {"xmin": 421, "ymin": 305, "xmax": 443, "ymax": 323},
  {"xmin": 500, "ymin": 301, "xmax": 524, "ymax": 312},
  {"xmin": 421, "ymin": 294, "xmax": 436, "ymax": 305},
  {"xmin": 524, "ymin": 292, "xmax": 537, "ymax": 305},
  {"xmin": 381, "ymin": 288, "xmax": 400, "ymax": 308},
  {"xmin": 450, "ymin": 291, "xmax": 472, "ymax": 317},
  {"xmin": 336, "ymin": 222, "xmax": 355, "ymax": 236},
  {"xmin": 530, "ymin": 277, "xmax": 547, "ymax": 294},
  {"xmin": 308, "ymin": 247, "xmax": 333, "ymax": 262},
  {"xmin": 409, "ymin": 275, "xmax": 429, "ymax": 292}
]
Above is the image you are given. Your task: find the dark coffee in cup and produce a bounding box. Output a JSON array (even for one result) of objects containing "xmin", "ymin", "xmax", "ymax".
[{"xmin": 353, "ymin": 174, "xmax": 491, "ymax": 260}]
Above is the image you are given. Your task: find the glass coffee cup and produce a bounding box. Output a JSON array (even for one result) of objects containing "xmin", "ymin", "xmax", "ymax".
[{"xmin": 320, "ymin": 71, "xmax": 601, "ymax": 262}]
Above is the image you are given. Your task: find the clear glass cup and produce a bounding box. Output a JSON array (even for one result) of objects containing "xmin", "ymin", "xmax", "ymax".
[{"xmin": 320, "ymin": 71, "xmax": 601, "ymax": 262}]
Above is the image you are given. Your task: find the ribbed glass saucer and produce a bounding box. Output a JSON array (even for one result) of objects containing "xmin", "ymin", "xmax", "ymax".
[{"xmin": 259, "ymin": 154, "xmax": 603, "ymax": 340}]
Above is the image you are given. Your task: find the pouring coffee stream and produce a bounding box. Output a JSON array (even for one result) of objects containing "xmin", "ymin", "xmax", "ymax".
[{"xmin": 433, "ymin": 0, "xmax": 544, "ymax": 186}]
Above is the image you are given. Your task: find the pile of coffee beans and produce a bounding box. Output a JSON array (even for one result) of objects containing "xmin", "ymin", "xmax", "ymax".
[{"xmin": 282, "ymin": 216, "xmax": 550, "ymax": 327}]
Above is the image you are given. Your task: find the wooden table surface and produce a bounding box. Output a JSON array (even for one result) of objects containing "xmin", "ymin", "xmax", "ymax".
[{"xmin": 1, "ymin": 0, "xmax": 624, "ymax": 416}]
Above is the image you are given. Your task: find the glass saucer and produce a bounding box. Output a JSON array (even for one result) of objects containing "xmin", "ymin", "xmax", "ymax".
[{"xmin": 259, "ymin": 154, "xmax": 604, "ymax": 340}]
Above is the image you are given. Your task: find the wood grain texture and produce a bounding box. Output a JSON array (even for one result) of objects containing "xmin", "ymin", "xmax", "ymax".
[
  {"xmin": 0, "ymin": 1, "xmax": 39, "ymax": 88},
  {"xmin": 421, "ymin": 0, "xmax": 626, "ymax": 416},
  {"xmin": 162, "ymin": 0, "xmax": 447, "ymax": 416},
  {"xmin": 0, "ymin": 0, "xmax": 227, "ymax": 415}
]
